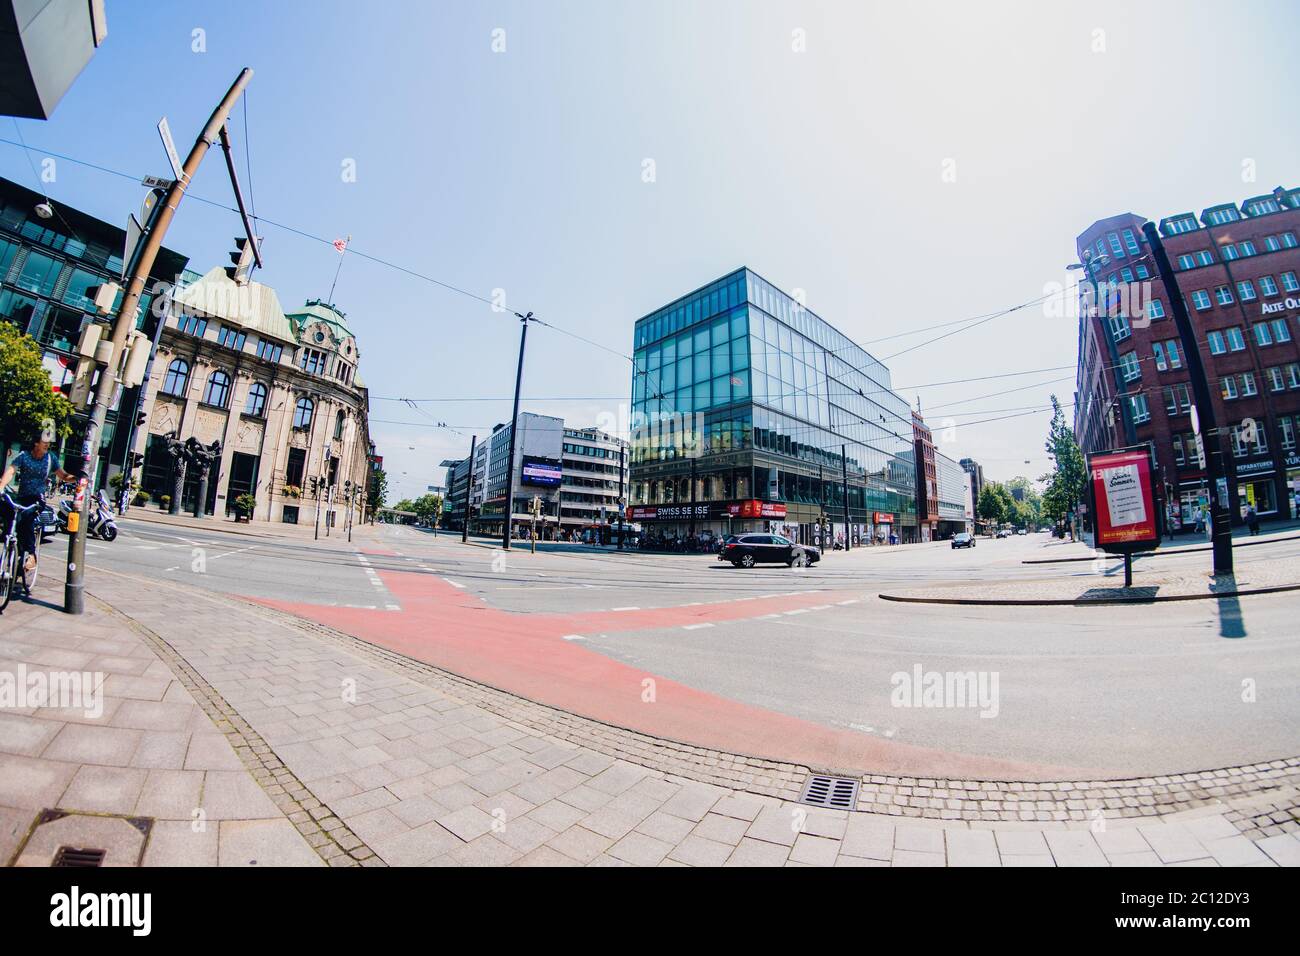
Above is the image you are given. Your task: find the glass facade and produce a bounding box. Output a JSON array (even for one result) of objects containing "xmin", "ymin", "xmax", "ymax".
[{"xmin": 629, "ymin": 268, "xmax": 917, "ymax": 540}]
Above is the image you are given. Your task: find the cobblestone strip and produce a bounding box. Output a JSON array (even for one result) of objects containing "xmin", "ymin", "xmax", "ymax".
[
  {"xmin": 1224, "ymin": 789, "xmax": 1300, "ymax": 842},
  {"xmin": 91, "ymin": 596, "xmax": 385, "ymax": 868},
  {"xmin": 244, "ymin": 598, "xmax": 1300, "ymax": 828}
]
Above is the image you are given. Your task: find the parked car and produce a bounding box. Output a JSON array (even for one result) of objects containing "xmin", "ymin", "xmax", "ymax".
[
  {"xmin": 951, "ymin": 532, "xmax": 975, "ymax": 549},
  {"xmin": 1016, "ymin": 528, "xmax": 1028, "ymax": 535},
  {"xmin": 721, "ymin": 533, "xmax": 821, "ymax": 568},
  {"xmin": 996, "ymin": 529, "xmax": 1013, "ymax": 538}
]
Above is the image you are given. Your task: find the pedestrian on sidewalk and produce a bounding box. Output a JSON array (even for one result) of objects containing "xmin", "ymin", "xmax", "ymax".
[{"xmin": 1246, "ymin": 506, "xmax": 1260, "ymax": 536}]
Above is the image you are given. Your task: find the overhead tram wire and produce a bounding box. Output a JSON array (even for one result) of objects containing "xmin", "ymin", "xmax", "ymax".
[{"xmin": 0, "ymin": 136, "xmax": 1144, "ymax": 443}]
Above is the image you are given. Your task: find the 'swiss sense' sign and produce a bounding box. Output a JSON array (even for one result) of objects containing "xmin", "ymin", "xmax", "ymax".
[{"xmin": 1089, "ymin": 446, "xmax": 1161, "ymax": 551}]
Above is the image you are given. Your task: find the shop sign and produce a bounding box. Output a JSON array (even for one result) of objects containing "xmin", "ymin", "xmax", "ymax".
[
  {"xmin": 872, "ymin": 511, "xmax": 894, "ymax": 524},
  {"xmin": 1234, "ymin": 459, "xmax": 1276, "ymax": 477}
]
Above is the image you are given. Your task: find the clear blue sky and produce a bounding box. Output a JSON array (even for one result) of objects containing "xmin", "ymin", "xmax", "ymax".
[{"xmin": 4, "ymin": 0, "xmax": 1298, "ymax": 501}]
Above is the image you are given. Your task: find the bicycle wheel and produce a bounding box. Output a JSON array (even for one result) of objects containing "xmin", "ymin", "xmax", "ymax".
[{"xmin": 0, "ymin": 543, "xmax": 15, "ymax": 614}]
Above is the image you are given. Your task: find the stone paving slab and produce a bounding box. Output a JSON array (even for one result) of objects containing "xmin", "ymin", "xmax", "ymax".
[
  {"xmin": 0, "ymin": 595, "xmax": 330, "ymax": 867},
  {"xmin": 37, "ymin": 568, "xmax": 1293, "ymax": 867}
]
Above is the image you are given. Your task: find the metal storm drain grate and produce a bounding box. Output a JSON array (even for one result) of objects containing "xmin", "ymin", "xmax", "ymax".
[
  {"xmin": 798, "ymin": 774, "xmax": 860, "ymax": 809},
  {"xmin": 53, "ymin": 846, "xmax": 107, "ymax": 868}
]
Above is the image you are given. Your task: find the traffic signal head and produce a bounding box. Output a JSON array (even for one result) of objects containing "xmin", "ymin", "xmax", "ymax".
[{"xmin": 224, "ymin": 236, "xmax": 259, "ymax": 285}]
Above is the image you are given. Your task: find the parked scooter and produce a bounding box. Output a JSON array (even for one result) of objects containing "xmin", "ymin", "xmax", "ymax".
[{"xmin": 56, "ymin": 490, "xmax": 119, "ymax": 542}]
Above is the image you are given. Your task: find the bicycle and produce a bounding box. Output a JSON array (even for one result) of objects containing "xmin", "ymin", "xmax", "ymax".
[{"xmin": 0, "ymin": 493, "xmax": 41, "ymax": 613}]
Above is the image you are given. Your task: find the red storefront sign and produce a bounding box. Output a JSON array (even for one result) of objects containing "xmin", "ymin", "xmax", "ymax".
[
  {"xmin": 873, "ymin": 511, "xmax": 893, "ymax": 524},
  {"xmin": 726, "ymin": 500, "xmax": 787, "ymax": 519},
  {"xmin": 1088, "ymin": 445, "xmax": 1161, "ymax": 552}
]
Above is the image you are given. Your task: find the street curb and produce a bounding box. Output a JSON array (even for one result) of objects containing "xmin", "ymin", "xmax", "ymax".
[
  {"xmin": 121, "ymin": 511, "xmax": 290, "ymax": 540},
  {"xmin": 1022, "ymin": 532, "xmax": 1300, "ymax": 564},
  {"xmin": 878, "ymin": 581, "xmax": 1300, "ymax": 606}
]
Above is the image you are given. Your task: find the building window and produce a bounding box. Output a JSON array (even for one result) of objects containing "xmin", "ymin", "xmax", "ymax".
[
  {"xmin": 1163, "ymin": 383, "xmax": 1191, "ymax": 415},
  {"xmin": 1244, "ymin": 198, "xmax": 1280, "ymax": 216},
  {"xmin": 203, "ymin": 370, "xmax": 231, "ymax": 408},
  {"xmin": 217, "ymin": 326, "xmax": 246, "ymax": 351},
  {"xmin": 1236, "ymin": 280, "xmax": 1257, "ymax": 301},
  {"xmin": 177, "ymin": 314, "xmax": 208, "ymax": 337},
  {"xmin": 1288, "ymin": 363, "xmax": 1300, "ymax": 389},
  {"xmin": 1172, "ymin": 435, "xmax": 1186, "ymax": 467},
  {"xmin": 1239, "ymin": 240, "xmax": 1257, "ymax": 256},
  {"xmin": 256, "ymin": 339, "xmax": 283, "ymax": 363},
  {"xmin": 1241, "ymin": 372, "xmax": 1258, "ymax": 397},
  {"xmin": 1259, "ymin": 276, "xmax": 1279, "ymax": 296},
  {"xmin": 1206, "ymin": 330, "xmax": 1226, "ymax": 355},
  {"xmin": 1272, "ymin": 318, "xmax": 1292, "ymax": 343},
  {"xmin": 334, "ymin": 410, "xmax": 346, "ymax": 440},
  {"xmin": 1153, "ymin": 342, "xmax": 1167, "ymax": 371},
  {"xmin": 1166, "ymin": 216, "xmax": 1198, "ymax": 235},
  {"xmin": 1122, "ymin": 228, "xmax": 1140, "ymax": 255},
  {"xmin": 293, "ymin": 397, "xmax": 314, "ymax": 430},
  {"xmin": 1119, "ymin": 351, "xmax": 1141, "ymax": 382},
  {"xmin": 1280, "ymin": 417, "xmax": 1297, "ymax": 454},
  {"xmin": 1206, "ymin": 206, "xmax": 1240, "ymax": 225},
  {"xmin": 1190, "ymin": 290, "xmax": 1211, "ymax": 310},
  {"xmin": 1136, "ymin": 263, "xmax": 1151, "ymax": 279},
  {"xmin": 1253, "ymin": 322, "xmax": 1273, "ymax": 346},
  {"xmin": 245, "ymin": 381, "xmax": 267, "ymax": 417},
  {"xmin": 1267, "ymin": 367, "xmax": 1286, "ymax": 392},
  {"xmin": 1283, "ymin": 232, "xmax": 1298, "ymax": 248},
  {"xmin": 1226, "ymin": 327, "xmax": 1246, "ymax": 351},
  {"xmin": 162, "ymin": 359, "xmax": 189, "ymax": 396},
  {"xmin": 1108, "ymin": 313, "xmax": 1131, "ymax": 342},
  {"xmin": 1220, "ymin": 243, "xmax": 1240, "ymax": 261},
  {"xmin": 1177, "ymin": 254, "xmax": 1195, "ymax": 270},
  {"xmin": 1221, "ymin": 376, "xmax": 1239, "ymax": 400},
  {"xmin": 1215, "ymin": 286, "xmax": 1234, "ymax": 306},
  {"xmin": 1128, "ymin": 393, "xmax": 1150, "ymax": 424},
  {"xmin": 15, "ymin": 250, "xmax": 61, "ymax": 295},
  {"xmin": 1147, "ymin": 299, "xmax": 1165, "ymax": 321},
  {"xmin": 1265, "ymin": 235, "xmax": 1282, "ymax": 252},
  {"xmin": 1282, "ymin": 272, "xmax": 1300, "ymax": 293}
]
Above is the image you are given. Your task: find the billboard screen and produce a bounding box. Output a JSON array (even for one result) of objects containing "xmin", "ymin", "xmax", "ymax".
[
  {"xmin": 1089, "ymin": 445, "xmax": 1161, "ymax": 552},
  {"xmin": 520, "ymin": 456, "xmax": 562, "ymax": 488}
]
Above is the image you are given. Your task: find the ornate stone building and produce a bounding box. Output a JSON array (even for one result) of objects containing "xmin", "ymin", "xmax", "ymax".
[{"xmin": 132, "ymin": 267, "xmax": 373, "ymax": 527}]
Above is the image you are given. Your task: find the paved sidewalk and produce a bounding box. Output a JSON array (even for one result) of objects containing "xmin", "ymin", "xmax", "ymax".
[
  {"xmin": 1, "ymin": 570, "xmax": 1279, "ymax": 867},
  {"xmin": 120, "ymin": 507, "xmax": 378, "ymax": 545},
  {"xmin": 0, "ymin": 596, "xmax": 325, "ymax": 866},
  {"xmin": 882, "ymin": 550, "xmax": 1300, "ymax": 605}
]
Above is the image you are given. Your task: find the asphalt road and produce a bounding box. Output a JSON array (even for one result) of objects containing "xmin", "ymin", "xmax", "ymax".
[{"xmin": 85, "ymin": 519, "xmax": 1300, "ymax": 777}]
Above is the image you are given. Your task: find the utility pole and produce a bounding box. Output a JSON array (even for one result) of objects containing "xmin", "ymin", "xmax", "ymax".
[
  {"xmin": 1142, "ymin": 222, "xmax": 1234, "ymax": 575},
  {"xmin": 312, "ymin": 477, "xmax": 322, "ymax": 541},
  {"xmin": 616, "ymin": 442, "xmax": 626, "ymax": 551},
  {"xmin": 841, "ymin": 444, "xmax": 851, "ymax": 552},
  {"xmin": 688, "ymin": 456, "xmax": 697, "ymax": 540},
  {"xmin": 501, "ymin": 312, "xmax": 534, "ymax": 551},
  {"xmin": 462, "ymin": 434, "xmax": 477, "ymax": 544},
  {"xmin": 64, "ymin": 68, "xmax": 253, "ymax": 615}
]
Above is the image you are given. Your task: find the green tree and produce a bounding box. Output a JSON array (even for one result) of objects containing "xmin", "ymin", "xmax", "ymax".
[
  {"xmin": 1041, "ymin": 395, "xmax": 1087, "ymax": 529},
  {"xmin": 367, "ymin": 468, "xmax": 388, "ymax": 520},
  {"xmin": 977, "ymin": 484, "xmax": 1005, "ymax": 529},
  {"xmin": 0, "ymin": 322, "xmax": 74, "ymax": 452},
  {"xmin": 412, "ymin": 493, "xmax": 443, "ymax": 525}
]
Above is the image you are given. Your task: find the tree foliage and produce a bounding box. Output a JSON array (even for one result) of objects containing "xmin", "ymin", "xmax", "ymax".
[
  {"xmin": 411, "ymin": 493, "xmax": 443, "ymax": 524},
  {"xmin": 1041, "ymin": 395, "xmax": 1087, "ymax": 526},
  {"xmin": 0, "ymin": 323, "xmax": 74, "ymax": 450},
  {"xmin": 367, "ymin": 468, "xmax": 389, "ymax": 516}
]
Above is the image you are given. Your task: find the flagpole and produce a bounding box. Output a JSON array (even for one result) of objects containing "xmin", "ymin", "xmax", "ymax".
[{"xmin": 327, "ymin": 233, "xmax": 350, "ymax": 304}]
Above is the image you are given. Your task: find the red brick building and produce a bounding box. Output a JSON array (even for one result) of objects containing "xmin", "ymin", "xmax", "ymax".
[
  {"xmin": 912, "ymin": 411, "xmax": 939, "ymax": 541},
  {"xmin": 1074, "ymin": 187, "xmax": 1300, "ymax": 532}
]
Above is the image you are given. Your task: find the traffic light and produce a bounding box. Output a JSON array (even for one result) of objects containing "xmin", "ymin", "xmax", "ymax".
[
  {"xmin": 225, "ymin": 236, "xmax": 259, "ymax": 285},
  {"xmin": 82, "ymin": 282, "xmax": 121, "ymax": 316},
  {"xmin": 308, "ymin": 476, "xmax": 319, "ymax": 497},
  {"xmin": 135, "ymin": 411, "xmax": 148, "ymax": 429},
  {"xmin": 129, "ymin": 452, "xmax": 145, "ymax": 470}
]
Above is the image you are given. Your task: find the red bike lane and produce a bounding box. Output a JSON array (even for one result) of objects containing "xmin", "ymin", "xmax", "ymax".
[{"xmin": 253, "ymin": 555, "xmax": 1091, "ymax": 781}]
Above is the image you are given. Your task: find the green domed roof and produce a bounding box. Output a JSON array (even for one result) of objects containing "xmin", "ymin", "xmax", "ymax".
[{"xmin": 287, "ymin": 299, "xmax": 353, "ymax": 341}]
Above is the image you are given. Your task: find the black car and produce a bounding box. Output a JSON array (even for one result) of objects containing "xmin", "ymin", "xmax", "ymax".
[
  {"xmin": 951, "ymin": 532, "xmax": 975, "ymax": 549},
  {"xmin": 721, "ymin": 533, "xmax": 821, "ymax": 568},
  {"xmin": 715, "ymin": 534, "xmax": 740, "ymax": 555}
]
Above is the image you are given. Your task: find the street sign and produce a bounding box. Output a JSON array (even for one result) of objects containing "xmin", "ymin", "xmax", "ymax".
[
  {"xmin": 1088, "ymin": 444, "xmax": 1162, "ymax": 554},
  {"xmin": 157, "ymin": 117, "xmax": 184, "ymax": 180},
  {"xmin": 141, "ymin": 175, "xmax": 174, "ymax": 189}
]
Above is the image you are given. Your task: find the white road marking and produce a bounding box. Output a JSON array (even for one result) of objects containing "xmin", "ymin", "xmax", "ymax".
[
  {"xmin": 441, "ymin": 578, "xmax": 466, "ymax": 589},
  {"xmin": 783, "ymin": 608, "xmax": 809, "ymax": 616},
  {"xmin": 836, "ymin": 599, "xmax": 860, "ymax": 606},
  {"xmin": 682, "ymin": 623, "xmax": 714, "ymax": 630},
  {"xmin": 611, "ymin": 606, "xmax": 640, "ymax": 611},
  {"xmin": 561, "ymin": 634, "xmax": 585, "ymax": 641}
]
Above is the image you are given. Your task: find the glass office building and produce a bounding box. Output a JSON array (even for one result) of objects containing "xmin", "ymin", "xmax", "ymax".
[{"xmin": 629, "ymin": 268, "xmax": 917, "ymax": 543}]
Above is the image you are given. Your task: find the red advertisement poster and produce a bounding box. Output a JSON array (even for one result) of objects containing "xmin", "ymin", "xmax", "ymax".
[{"xmin": 1089, "ymin": 446, "xmax": 1161, "ymax": 550}]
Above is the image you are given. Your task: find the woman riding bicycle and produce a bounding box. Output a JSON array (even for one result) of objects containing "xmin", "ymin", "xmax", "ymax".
[{"xmin": 0, "ymin": 435, "xmax": 75, "ymax": 577}]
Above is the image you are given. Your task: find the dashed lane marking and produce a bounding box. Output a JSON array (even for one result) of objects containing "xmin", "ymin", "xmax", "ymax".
[{"xmin": 682, "ymin": 623, "xmax": 715, "ymax": 630}]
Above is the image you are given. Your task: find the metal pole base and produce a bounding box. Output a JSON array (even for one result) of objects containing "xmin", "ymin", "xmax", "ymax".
[{"xmin": 64, "ymin": 580, "xmax": 84, "ymax": 615}]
